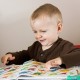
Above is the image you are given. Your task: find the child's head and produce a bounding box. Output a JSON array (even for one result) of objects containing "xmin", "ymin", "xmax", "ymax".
[{"xmin": 30, "ymin": 3, "xmax": 63, "ymax": 46}]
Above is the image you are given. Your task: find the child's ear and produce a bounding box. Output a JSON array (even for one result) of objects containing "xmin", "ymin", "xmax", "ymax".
[{"xmin": 57, "ymin": 21, "xmax": 62, "ymax": 32}]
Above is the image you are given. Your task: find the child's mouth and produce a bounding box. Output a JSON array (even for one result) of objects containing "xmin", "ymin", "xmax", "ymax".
[{"xmin": 39, "ymin": 39, "xmax": 46, "ymax": 43}]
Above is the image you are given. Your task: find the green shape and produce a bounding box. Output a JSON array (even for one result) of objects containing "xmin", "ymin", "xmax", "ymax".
[
  {"xmin": 33, "ymin": 72, "xmax": 42, "ymax": 75},
  {"xmin": 67, "ymin": 75, "xmax": 80, "ymax": 80},
  {"xmin": 76, "ymin": 75, "xmax": 80, "ymax": 80}
]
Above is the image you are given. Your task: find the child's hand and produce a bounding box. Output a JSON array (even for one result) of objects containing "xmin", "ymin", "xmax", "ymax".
[
  {"xmin": 45, "ymin": 57, "xmax": 62, "ymax": 71},
  {"xmin": 1, "ymin": 54, "xmax": 15, "ymax": 65}
]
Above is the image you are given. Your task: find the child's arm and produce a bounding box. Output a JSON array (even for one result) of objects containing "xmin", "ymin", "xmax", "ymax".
[
  {"xmin": 6, "ymin": 50, "xmax": 30, "ymax": 65},
  {"xmin": 45, "ymin": 57, "xmax": 62, "ymax": 70},
  {"xmin": 1, "ymin": 50, "xmax": 30, "ymax": 65}
]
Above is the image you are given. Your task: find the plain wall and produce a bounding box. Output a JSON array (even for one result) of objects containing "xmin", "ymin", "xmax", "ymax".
[{"xmin": 0, "ymin": 0, "xmax": 80, "ymax": 67}]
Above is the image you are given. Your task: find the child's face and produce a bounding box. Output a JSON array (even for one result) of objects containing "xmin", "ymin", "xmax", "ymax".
[{"xmin": 31, "ymin": 15, "xmax": 62, "ymax": 46}]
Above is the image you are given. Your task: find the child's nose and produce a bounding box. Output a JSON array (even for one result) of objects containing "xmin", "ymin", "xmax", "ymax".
[{"xmin": 36, "ymin": 33, "xmax": 42, "ymax": 39}]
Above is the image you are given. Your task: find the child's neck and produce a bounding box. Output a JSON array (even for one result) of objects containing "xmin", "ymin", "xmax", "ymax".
[{"xmin": 42, "ymin": 44, "xmax": 53, "ymax": 51}]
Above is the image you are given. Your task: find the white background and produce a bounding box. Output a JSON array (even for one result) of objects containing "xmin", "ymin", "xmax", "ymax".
[{"xmin": 0, "ymin": 0, "xmax": 80, "ymax": 66}]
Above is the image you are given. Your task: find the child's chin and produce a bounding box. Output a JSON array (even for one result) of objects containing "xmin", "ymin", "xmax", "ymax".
[
  {"xmin": 41, "ymin": 44, "xmax": 48, "ymax": 46},
  {"xmin": 40, "ymin": 42, "xmax": 47, "ymax": 46}
]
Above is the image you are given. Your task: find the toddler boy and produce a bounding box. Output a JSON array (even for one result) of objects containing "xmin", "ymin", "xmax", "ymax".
[{"xmin": 1, "ymin": 3, "xmax": 80, "ymax": 70}]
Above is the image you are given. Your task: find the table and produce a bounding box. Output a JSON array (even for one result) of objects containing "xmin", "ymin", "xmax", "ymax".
[{"xmin": 0, "ymin": 60, "xmax": 80, "ymax": 80}]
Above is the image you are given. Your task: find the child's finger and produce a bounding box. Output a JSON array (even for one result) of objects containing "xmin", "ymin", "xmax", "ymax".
[{"xmin": 44, "ymin": 61, "xmax": 52, "ymax": 71}]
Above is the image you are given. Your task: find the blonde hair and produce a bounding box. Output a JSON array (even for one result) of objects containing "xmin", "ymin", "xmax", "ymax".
[{"xmin": 31, "ymin": 3, "xmax": 63, "ymax": 23}]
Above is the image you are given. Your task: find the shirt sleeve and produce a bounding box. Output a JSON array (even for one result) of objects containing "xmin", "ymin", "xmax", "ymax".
[
  {"xmin": 60, "ymin": 42, "xmax": 80, "ymax": 68},
  {"xmin": 6, "ymin": 50, "xmax": 30, "ymax": 65},
  {"xmin": 6, "ymin": 41, "xmax": 40, "ymax": 65}
]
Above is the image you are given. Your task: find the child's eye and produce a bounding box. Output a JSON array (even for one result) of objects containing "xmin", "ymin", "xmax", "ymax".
[
  {"xmin": 33, "ymin": 31, "xmax": 37, "ymax": 33},
  {"xmin": 41, "ymin": 31, "xmax": 47, "ymax": 32}
]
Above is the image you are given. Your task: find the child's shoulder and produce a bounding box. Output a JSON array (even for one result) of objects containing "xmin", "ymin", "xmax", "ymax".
[{"xmin": 58, "ymin": 37, "xmax": 74, "ymax": 47}]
